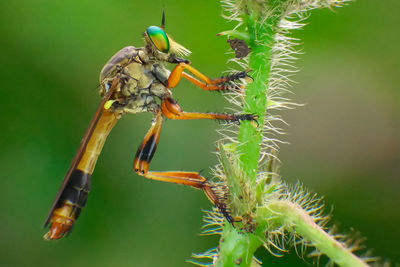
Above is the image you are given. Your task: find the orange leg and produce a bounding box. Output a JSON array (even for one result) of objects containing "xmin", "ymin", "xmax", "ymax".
[
  {"xmin": 133, "ymin": 111, "xmax": 232, "ymax": 222},
  {"xmin": 181, "ymin": 72, "xmax": 246, "ymax": 92},
  {"xmin": 161, "ymin": 96, "xmax": 258, "ymax": 124},
  {"xmin": 167, "ymin": 62, "xmax": 248, "ymax": 91}
]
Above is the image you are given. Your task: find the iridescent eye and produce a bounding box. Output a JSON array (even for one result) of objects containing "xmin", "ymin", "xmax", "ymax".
[{"xmin": 146, "ymin": 26, "xmax": 170, "ymax": 53}]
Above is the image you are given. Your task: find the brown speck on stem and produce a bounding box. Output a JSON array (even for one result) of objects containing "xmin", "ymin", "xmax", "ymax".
[{"xmin": 227, "ymin": 38, "xmax": 250, "ymax": 58}]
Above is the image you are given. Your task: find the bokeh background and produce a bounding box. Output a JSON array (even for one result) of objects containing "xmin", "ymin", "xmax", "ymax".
[{"xmin": 1, "ymin": 0, "xmax": 399, "ymax": 266}]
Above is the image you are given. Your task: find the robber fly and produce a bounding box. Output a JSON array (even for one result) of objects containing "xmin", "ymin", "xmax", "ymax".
[{"xmin": 43, "ymin": 12, "xmax": 256, "ymax": 240}]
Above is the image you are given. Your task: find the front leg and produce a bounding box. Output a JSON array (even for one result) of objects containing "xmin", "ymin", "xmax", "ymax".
[{"xmin": 167, "ymin": 62, "xmax": 249, "ymax": 91}]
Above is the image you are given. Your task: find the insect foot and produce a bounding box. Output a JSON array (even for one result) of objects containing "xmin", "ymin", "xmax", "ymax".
[
  {"xmin": 215, "ymin": 70, "xmax": 253, "ymax": 92},
  {"xmin": 224, "ymin": 70, "xmax": 252, "ymax": 82},
  {"xmin": 206, "ymin": 182, "xmax": 234, "ymax": 224},
  {"xmin": 218, "ymin": 203, "xmax": 234, "ymax": 224},
  {"xmin": 233, "ymin": 114, "xmax": 259, "ymax": 126}
]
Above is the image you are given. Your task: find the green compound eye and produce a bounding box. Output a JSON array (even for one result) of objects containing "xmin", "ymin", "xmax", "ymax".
[{"xmin": 146, "ymin": 26, "xmax": 170, "ymax": 53}]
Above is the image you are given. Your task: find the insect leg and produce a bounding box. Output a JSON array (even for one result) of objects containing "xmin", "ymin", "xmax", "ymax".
[
  {"xmin": 181, "ymin": 72, "xmax": 246, "ymax": 91},
  {"xmin": 161, "ymin": 96, "xmax": 258, "ymax": 124},
  {"xmin": 133, "ymin": 111, "xmax": 232, "ymax": 222},
  {"xmin": 167, "ymin": 62, "xmax": 249, "ymax": 91}
]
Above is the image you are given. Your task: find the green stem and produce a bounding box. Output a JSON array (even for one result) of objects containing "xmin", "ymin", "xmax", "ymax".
[
  {"xmin": 212, "ymin": 1, "xmax": 370, "ymax": 267},
  {"xmin": 215, "ymin": 225, "xmax": 262, "ymax": 267},
  {"xmin": 217, "ymin": 0, "xmax": 282, "ymax": 264},
  {"xmin": 236, "ymin": 7, "xmax": 279, "ymax": 184},
  {"xmin": 257, "ymin": 201, "xmax": 369, "ymax": 267}
]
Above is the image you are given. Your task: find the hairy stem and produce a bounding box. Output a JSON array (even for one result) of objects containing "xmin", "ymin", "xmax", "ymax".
[
  {"xmin": 258, "ymin": 202, "xmax": 369, "ymax": 267},
  {"xmin": 236, "ymin": 4, "xmax": 280, "ymax": 184},
  {"xmin": 201, "ymin": 0, "xmax": 374, "ymax": 266},
  {"xmin": 216, "ymin": 1, "xmax": 281, "ymax": 265},
  {"xmin": 215, "ymin": 224, "xmax": 262, "ymax": 267}
]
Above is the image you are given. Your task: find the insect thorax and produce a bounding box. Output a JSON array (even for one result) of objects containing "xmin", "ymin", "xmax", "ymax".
[{"xmin": 99, "ymin": 46, "xmax": 171, "ymax": 114}]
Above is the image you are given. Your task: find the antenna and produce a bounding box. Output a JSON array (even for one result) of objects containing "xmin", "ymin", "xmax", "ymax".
[{"xmin": 161, "ymin": 9, "xmax": 165, "ymax": 29}]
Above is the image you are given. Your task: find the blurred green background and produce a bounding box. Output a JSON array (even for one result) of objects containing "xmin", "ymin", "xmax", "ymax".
[{"xmin": 1, "ymin": 0, "xmax": 399, "ymax": 266}]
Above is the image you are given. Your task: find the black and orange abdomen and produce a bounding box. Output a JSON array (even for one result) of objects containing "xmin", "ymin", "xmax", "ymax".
[
  {"xmin": 44, "ymin": 107, "xmax": 118, "ymax": 240},
  {"xmin": 43, "ymin": 170, "xmax": 91, "ymax": 239}
]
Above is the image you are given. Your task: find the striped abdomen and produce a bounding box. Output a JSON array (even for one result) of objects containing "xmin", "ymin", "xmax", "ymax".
[{"xmin": 44, "ymin": 107, "xmax": 118, "ymax": 240}]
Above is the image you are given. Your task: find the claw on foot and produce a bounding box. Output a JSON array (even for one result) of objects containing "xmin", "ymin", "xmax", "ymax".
[{"xmin": 234, "ymin": 113, "xmax": 259, "ymax": 126}]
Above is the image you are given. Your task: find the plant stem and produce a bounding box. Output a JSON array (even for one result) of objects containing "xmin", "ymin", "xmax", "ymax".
[
  {"xmin": 211, "ymin": 1, "xmax": 371, "ymax": 266},
  {"xmin": 217, "ymin": 1, "xmax": 282, "ymax": 264},
  {"xmin": 215, "ymin": 224, "xmax": 262, "ymax": 267},
  {"xmin": 217, "ymin": 1, "xmax": 282, "ymax": 265},
  {"xmin": 236, "ymin": 6, "xmax": 280, "ymax": 185},
  {"xmin": 258, "ymin": 201, "xmax": 369, "ymax": 267}
]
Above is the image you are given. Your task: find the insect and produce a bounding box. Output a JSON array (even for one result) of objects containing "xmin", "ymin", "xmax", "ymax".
[{"xmin": 43, "ymin": 12, "xmax": 256, "ymax": 240}]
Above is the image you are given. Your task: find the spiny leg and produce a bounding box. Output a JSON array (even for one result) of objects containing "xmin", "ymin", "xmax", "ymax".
[
  {"xmin": 167, "ymin": 62, "xmax": 249, "ymax": 91},
  {"xmin": 161, "ymin": 96, "xmax": 258, "ymax": 124},
  {"xmin": 133, "ymin": 111, "xmax": 232, "ymax": 222},
  {"xmin": 181, "ymin": 72, "xmax": 246, "ymax": 92}
]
